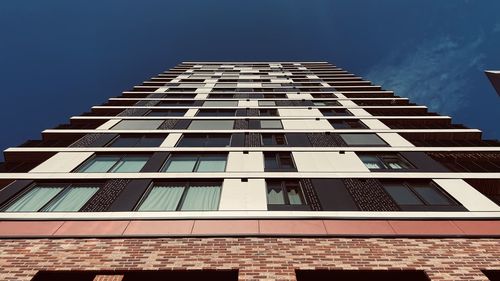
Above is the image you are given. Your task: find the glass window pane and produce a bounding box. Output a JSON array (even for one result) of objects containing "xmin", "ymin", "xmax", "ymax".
[
  {"xmin": 78, "ymin": 156, "xmax": 120, "ymax": 173},
  {"xmin": 203, "ymin": 101, "xmax": 238, "ymax": 107},
  {"xmin": 188, "ymin": 120, "xmax": 234, "ymax": 130},
  {"xmin": 138, "ymin": 185, "xmax": 185, "ymax": 211},
  {"xmin": 287, "ymin": 186, "xmax": 304, "ymax": 205},
  {"xmin": 413, "ymin": 185, "xmax": 451, "ymax": 205},
  {"xmin": 267, "ymin": 186, "xmax": 285, "ymax": 204},
  {"xmin": 111, "ymin": 120, "xmax": 164, "ymax": 130},
  {"xmin": 42, "ymin": 186, "xmax": 98, "ymax": 212},
  {"xmin": 109, "ymin": 136, "xmax": 140, "ymax": 147},
  {"xmin": 147, "ymin": 110, "xmax": 186, "ymax": 116},
  {"xmin": 264, "ymin": 154, "xmax": 279, "ymax": 169},
  {"xmin": 4, "ymin": 186, "xmax": 64, "ymax": 212},
  {"xmin": 359, "ymin": 155, "xmax": 385, "ymax": 169},
  {"xmin": 340, "ymin": 133, "xmax": 387, "ymax": 146},
  {"xmin": 181, "ymin": 185, "xmax": 221, "ymax": 211},
  {"xmin": 178, "ymin": 135, "xmax": 205, "ymax": 147},
  {"xmin": 164, "ymin": 155, "xmax": 198, "ymax": 172},
  {"xmin": 259, "ymin": 101, "xmax": 275, "ymax": 106},
  {"xmin": 383, "ymin": 184, "xmax": 423, "ymax": 205},
  {"xmin": 260, "ymin": 120, "xmax": 282, "ymax": 129},
  {"xmin": 110, "ymin": 156, "xmax": 149, "ymax": 173},
  {"xmin": 137, "ymin": 136, "xmax": 166, "ymax": 147},
  {"xmin": 196, "ymin": 155, "xmax": 227, "ymax": 172},
  {"xmin": 381, "ymin": 155, "xmax": 412, "ymax": 170},
  {"xmin": 206, "ymin": 135, "xmax": 231, "ymax": 147}
]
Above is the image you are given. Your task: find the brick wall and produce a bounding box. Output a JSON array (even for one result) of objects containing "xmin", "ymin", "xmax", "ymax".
[{"xmin": 0, "ymin": 237, "xmax": 498, "ymax": 281}]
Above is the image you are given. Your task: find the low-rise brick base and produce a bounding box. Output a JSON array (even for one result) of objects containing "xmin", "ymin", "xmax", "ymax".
[{"xmin": 0, "ymin": 237, "xmax": 498, "ymax": 281}]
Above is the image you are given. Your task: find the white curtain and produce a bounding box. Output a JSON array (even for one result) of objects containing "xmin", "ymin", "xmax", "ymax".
[
  {"xmin": 5, "ymin": 187, "xmax": 63, "ymax": 212},
  {"xmin": 138, "ymin": 185, "xmax": 185, "ymax": 211},
  {"xmin": 267, "ymin": 188, "xmax": 284, "ymax": 204},
  {"xmin": 43, "ymin": 186, "xmax": 98, "ymax": 212},
  {"xmin": 288, "ymin": 188, "xmax": 303, "ymax": 205},
  {"xmin": 110, "ymin": 157, "xmax": 148, "ymax": 173},
  {"xmin": 164, "ymin": 156, "xmax": 197, "ymax": 172},
  {"xmin": 79, "ymin": 156, "xmax": 119, "ymax": 173},
  {"xmin": 181, "ymin": 185, "xmax": 220, "ymax": 211},
  {"xmin": 196, "ymin": 155, "xmax": 227, "ymax": 172}
]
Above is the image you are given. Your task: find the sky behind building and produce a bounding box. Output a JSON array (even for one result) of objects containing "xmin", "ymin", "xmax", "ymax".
[{"xmin": 0, "ymin": 0, "xmax": 499, "ymax": 159}]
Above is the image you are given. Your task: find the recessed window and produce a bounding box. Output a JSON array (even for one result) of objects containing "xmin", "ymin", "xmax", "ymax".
[
  {"xmin": 330, "ymin": 119, "xmax": 367, "ymax": 129},
  {"xmin": 267, "ymin": 180, "xmax": 306, "ymax": 205},
  {"xmin": 264, "ymin": 152, "xmax": 296, "ymax": 171},
  {"xmin": 383, "ymin": 181, "xmax": 456, "ymax": 207},
  {"xmin": 2, "ymin": 184, "xmax": 99, "ymax": 212},
  {"xmin": 258, "ymin": 109, "xmax": 279, "ymax": 116},
  {"xmin": 260, "ymin": 120, "xmax": 283, "ymax": 129},
  {"xmin": 203, "ymin": 101, "xmax": 238, "ymax": 107},
  {"xmin": 108, "ymin": 134, "xmax": 166, "ymax": 147},
  {"xmin": 359, "ymin": 153, "xmax": 414, "ymax": 170},
  {"xmin": 188, "ymin": 120, "xmax": 235, "ymax": 130},
  {"xmin": 157, "ymin": 100, "xmax": 194, "ymax": 106},
  {"xmin": 196, "ymin": 109, "xmax": 236, "ymax": 116},
  {"xmin": 177, "ymin": 134, "xmax": 231, "ymax": 147},
  {"xmin": 259, "ymin": 100, "xmax": 276, "ymax": 106},
  {"xmin": 137, "ymin": 181, "xmax": 222, "ymax": 211},
  {"xmin": 162, "ymin": 154, "xmax": 227, "ymax": 172},
  {"xmin": 111, "ymin": 120, "xmax": 164, "ymax": 130},
  {"xmin": 145, "ymin": 109, "xmax": 186, "ymax": 116},
  {"xmin": 340, "ymin": 133, "xmax": 388, "ymax": 146},
  {"xmin": 262, "ymin": 134, "xmax": 287, "ymax": 146},
  {"xmin": 313, "ymin": 100, "xmax": 340, "ymax": 106},
  {"xmin": 76, "ymin": 154, "xmax": 149, "ymax": 173},
  {"xmin": 320, "ymin": 108, "xmax": 352, "ymax": 116}
]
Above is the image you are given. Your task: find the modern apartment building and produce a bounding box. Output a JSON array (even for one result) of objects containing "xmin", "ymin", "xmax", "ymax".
[{"xmin": 0, "ymin": 61, "xmax": 499, "ymax": 281}]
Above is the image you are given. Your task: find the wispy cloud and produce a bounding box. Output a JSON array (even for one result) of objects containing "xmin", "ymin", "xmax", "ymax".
[{"xmin": 364, "ymin": 36, "xmax": 485, "ymax": 115}]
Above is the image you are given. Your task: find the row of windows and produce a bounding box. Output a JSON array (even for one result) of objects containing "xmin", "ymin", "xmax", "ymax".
[
  {"xmin": 0, "ymin": 179, "xmax": 459, "ymax": 213},
  {"xmin": 138, "ymin": 108, "xmax": 352, "ymax": 117},
  {"xmin": 110, "ymin": 118, "xmax": 372, "ymax": 130},
  {"xmin": 89, "ymin": 132, "xmax": 390, "ymax": 148},
  {"xmin": 131, "ymin": 100, "xmax": 342, "ymax": 108},
  {"xmin": 73, "ymin": 152, "xmax": 415, "ymax": 174}
]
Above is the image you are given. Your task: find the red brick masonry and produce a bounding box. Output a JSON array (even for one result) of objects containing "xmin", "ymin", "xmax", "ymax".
[
  {"xmin": 0, "ymin": 220, "xmax": 499, "ymax": 237},
  {"xmin": 0, "ymin": 237, "xmax": 498, "ymax": 281}
]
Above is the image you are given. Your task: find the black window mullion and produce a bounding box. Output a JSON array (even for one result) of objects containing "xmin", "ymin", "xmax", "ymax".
[
  {"xmin": 176, "ymin": 182, "xmax": 191, "ymax": 211},
  {"xmin": 37, "ymin": 184, "xmax": 71, "ymax": 212},
  {"xmin": 106, "ymin": 154, "xmax": 126, "ymax": 172},
  {"xmin": 282, "ymin": 181, "xmax": 290, "ymax": 205}
]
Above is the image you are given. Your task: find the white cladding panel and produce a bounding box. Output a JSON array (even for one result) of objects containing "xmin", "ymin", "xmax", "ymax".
[
  {"xmin": 293, "ymin": 151, "xmax": 370, "ymax": 172},
  {"xmin": 219, "ymin": 179, "xmax": 267, "ymax": 211},
  {"xmin": 30, "ymin": 152, "xmax": 93, "ymax": 173}
]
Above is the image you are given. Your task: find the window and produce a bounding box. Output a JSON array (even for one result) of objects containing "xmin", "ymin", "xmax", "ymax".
[
  {"xmin": 108, "ymin": 134, "xmax": 166, "ymax": 147},
  {"xmin": 137, "ymin": 181, "xmax": 222, "ymax": 211},
  {"xmin": 76, "ymin": 154, "xmax": 149, "ymax": 173},
  {"xmin": 359, "ymin": 153, "xmax": 414, "ymax": 170},
  {"xmin": 259, "ymin": 100, "xmax": 276, "ymax": 106},
  {"xmin": 313, "ymin": 100, "xmax": 340, "ymax": 106},
  {"xmin": 111, "ymin": 120, "xmax": 164, "ymax": 130},
  {"xmin": 203, "ymin": 101, "xmax": 238, "ymax": 107},
  {"xmin": 340, "ymin": 133, "xmax": 388, "ymax": 146},
  {"xmin": 2, "ymin": 184, "xmax": 98, "ymax": 212},
  {"xmin": 264, "ymin": 152, "xmax": 296, "ymax": 171},
  {"xmin": 162, "ymin": 154, "xmax": 227, "ymax": 172},
  {"xmin": 177, "ymin": 134, "xmax": 231, "ymax": 147},
  {"xmin": 262, "ymin": 134, "xmax": 287, "ymax": 146},
  {"xmin": 320, "ymin": 108, "xmax": 352, "ymax": 116},
  {"xmin": 383, "ymin": 181, "xmax": 457, "ymax": 208},
  {"xmin": 145, "ymin": 109, "xmax": 186, "ymax": 116},
  {"xmin": 259, "ymin": 109, "xmax": 279, "ymax": 116},
  {"xmin": 157, "ymin": 100, "xmax": 194, "ymax": 106},
  {"xmin": 329, "ymin": 119, "xmax": 367, "ymax": 129},
  {"xmin": 188, "ymin": 120, "xmax": 234, "ymax": 130},
  {"xmin": 267, "ymin": 181, "xmax": 306, "ymax": 205},
  {"xmin": 196, "ymin": 109, "xmax": 236, "ymax": 116},
  {"xmin": 260, "ymin": 120, "xmax": 283, "ymax": 129}
]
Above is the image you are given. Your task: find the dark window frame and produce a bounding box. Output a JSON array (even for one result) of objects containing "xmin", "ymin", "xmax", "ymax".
[
  {"xmin": 261, "ymin": 133, "xmax": 288, "ymax": 146},
  {"xmin": 107, "ymin": 134, "xmax": 167, "ymax": 147},
  {"xmin": 266, "ymin": 180, "xmax": 308, "ymax": 209},
  {"xmin": 74, "ymin": 153, "xmax": 151, "ymax": 173},
  {"xmin": 382, "ymin": 180, "xmax": 460, "ymax": 208},
  {"xmin": 161, "ymin": 153, "xmax": 228, "ymax": 172},
  {"xmin": 264, "ymin": 152, "xmax": 297, "ymax": 172},
  {"xmin": 176, "ymin": 134, "xmax": 232, "ymax": 147},
  {"xmin": 358, "ymin": 153, "xmax": 415, "ymax": 171},
  {"xmin": 145, "ymin": 109, "xmax": 187, "ymax": 116}
]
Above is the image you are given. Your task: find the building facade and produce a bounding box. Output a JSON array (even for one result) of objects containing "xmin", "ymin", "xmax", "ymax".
[
  {"xmin": 485, "ymin": 70, "xmax": 500, "ymax": 96},
  {"xmin": 0, "ymin": 61, "xmax": 499, "ymax": 281}
]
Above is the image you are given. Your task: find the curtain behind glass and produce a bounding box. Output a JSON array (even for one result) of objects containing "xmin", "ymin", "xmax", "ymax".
[
  {"xmin": 138, "ymin": 185, "xmax": 185, "ymax": 211},
  {"xmin": 196, "ymin": 155, "xmax": 227, "ymax": 172},
  {"xmin": 181, "ymin": 185, "xmax": 220, "ymax": 211},
  {"xmin": 42, "ymin": 186, "xmax": 98, "ymax": 212},
  {"xmin": 110, "ymin": 156, "xmax": 149, "ymax": 173},
  {"xmin": 78, "ymin": 156, "xmax": 120, "ymax": 173},
  {"xmin": 4, "ymin": 186, "xmax": 63, "ymax": 212},
  {"xmin": 267, "ymin": 188, "xmax": 284, "ymax": 204},
  {"xmin": 164, "ymin": 155, "xmax": 197, "ymax": 172}
]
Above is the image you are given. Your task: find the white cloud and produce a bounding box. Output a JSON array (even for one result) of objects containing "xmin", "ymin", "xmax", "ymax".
[{"xmin": 364, "ymin": 36, "xmax": 485, "ymax": 115}]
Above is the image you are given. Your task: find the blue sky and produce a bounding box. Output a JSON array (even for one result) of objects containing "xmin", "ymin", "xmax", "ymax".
[{"xmin": 0, "ymin": 0, "xmax": 499, "ymax": 159}]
